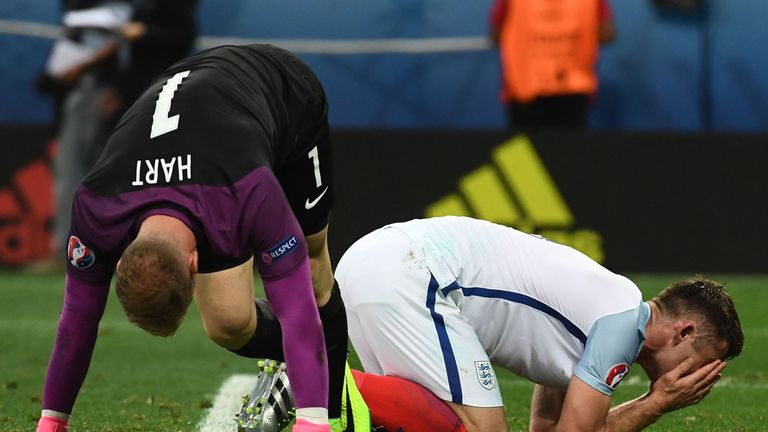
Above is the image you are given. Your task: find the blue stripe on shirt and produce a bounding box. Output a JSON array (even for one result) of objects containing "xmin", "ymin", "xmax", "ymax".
[
  {"xmin": 426, "ymin": 275, "xmax": 463, "ymax": 404},
  {"xmin": 442, "ymin": 284, "xmax": 587, "ymax": 345}
]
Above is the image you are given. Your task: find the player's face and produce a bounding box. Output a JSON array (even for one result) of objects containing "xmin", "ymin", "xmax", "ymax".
[{"xmin": 653, "ymin": 335, "xmax": 726, "ymax": 380}]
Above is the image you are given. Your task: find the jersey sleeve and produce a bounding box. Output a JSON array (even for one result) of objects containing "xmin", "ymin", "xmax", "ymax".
[
  {"xmin": 43, "ymin": 275, "xmax": 110, "ymax": 413},
  {"xmin": 247, "ymin": 168, "xmax": 328, "ymax": 409},
  {"xmin": 248, "ymin": 168, "xmax": 309, "ymax": 281},
  {"xmin": 65, "ymin": 192, "xmax": 118, "ymax": 286},
  {"xmin": 573, "ymin": 304, "xmax": 647, "ymax": 396},
  {"xmin": 42, "ymin": 194, "xmax": 116, "ymax": 413},
  {"xmin": 262, "ymin": 258, "xmax": 328, "ymax": 409}
]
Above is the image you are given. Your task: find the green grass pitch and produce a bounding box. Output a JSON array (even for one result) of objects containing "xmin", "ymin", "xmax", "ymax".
[{"xmin": 1, "ymin": 272, "xmax": 766, "ymax": 431}]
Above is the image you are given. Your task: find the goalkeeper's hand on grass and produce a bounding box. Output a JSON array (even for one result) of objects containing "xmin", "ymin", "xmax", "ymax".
[
  {"xmin": 291, "ymin": 418, "xmax": 331, "ymax": 432},
  {"xmin": 36, "ymin": 415, "xmax": 69, "ymax": 432}
]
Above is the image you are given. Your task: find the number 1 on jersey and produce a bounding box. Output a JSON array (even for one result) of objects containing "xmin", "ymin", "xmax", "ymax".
[
  {"xmin": 305, "ymin": 145, "xmax": 328, "ymax": 210},
  {"xmin": 150, "ymin": 70, "xmax": 191, "ymax": 139},
  {"xmin": 308, "ymin": 146, "xmax": 322, "ymax": 187}
]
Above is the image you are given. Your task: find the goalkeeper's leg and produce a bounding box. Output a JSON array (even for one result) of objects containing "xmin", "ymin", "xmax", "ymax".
[{"xmin": 230, "ymin": 287, "xmax": 369, "ymax": 431}]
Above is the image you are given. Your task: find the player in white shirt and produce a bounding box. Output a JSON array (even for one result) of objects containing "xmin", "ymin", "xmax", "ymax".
[{"xmin": 336, "ymin": 216, "xmax": 743, "ymax": 431}]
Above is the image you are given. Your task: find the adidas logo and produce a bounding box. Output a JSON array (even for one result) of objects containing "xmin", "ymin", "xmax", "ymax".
[{"xmin": 425, "ymin": 135, "xmax": 604, "ymax": 263}]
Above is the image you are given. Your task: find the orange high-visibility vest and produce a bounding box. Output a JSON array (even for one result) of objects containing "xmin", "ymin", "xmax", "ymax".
[{"xmin": 499, "ymin": 0, "xmax": 599, "ymax": 103}]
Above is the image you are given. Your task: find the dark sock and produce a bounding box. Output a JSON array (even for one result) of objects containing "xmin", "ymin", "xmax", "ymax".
[
  {"xmin": 228, "ymin": 284, "xmax": 349, "ymax": 420},
  {"xmin": 318, "ymin": 284, "xmax": 349, "ymax": 420},
  {"xmin": 229, "ymin": 298, "xmax": 285, "ymax": 360}
]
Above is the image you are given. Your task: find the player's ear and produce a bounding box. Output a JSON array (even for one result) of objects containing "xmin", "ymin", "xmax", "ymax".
[
  {"xmin": 189, "ymin": 250, "xmax": 198, "ymax": 275},
  {"xmin": 116, "ymin": 258, "xmax": 122, "ymax": 273},
  {"xmin": 674, "ymin": 322, "xmax": 695, "ymax": 345}
]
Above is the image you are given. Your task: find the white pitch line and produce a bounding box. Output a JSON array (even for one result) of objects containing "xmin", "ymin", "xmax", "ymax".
[
  {"xmin": 198, "ymin": 374, "xmax": 258, "ymax": 432},
  {"xmin": 197, "ymin": 371, "xmax": 767, "ymax": 431},
  {"xmin": 201, "ymin": 371, "xmax": 767, "ymax": 432}
]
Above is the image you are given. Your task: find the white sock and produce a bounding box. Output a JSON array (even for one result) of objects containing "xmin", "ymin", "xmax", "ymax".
[
  {"xmin": 295, "ymin": 407, "xmax": 329, "ymax": 425},
  {"xmin": 41, "ymin": 410, "xmax": 70, "ymax": 421}
]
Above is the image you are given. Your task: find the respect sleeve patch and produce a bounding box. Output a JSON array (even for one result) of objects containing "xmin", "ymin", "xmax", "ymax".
[{"xmin": 261, "ymin": 235, "xmax": 299, "ymax": 265}]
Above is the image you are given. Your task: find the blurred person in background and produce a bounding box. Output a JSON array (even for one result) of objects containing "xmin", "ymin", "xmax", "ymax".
[
  {"xmin": 489, "ymin": 0, "xmax": 617, "ymax": 132},
  {"xmin": 30, "ymin": 0, "xmax": 197, "ymax": 272},
  {"xmin": 30, "ymin": 0, "xmax": 130, "ymax": 272},
  {"xmin": 109, "ymin": 0, "xmax": 198, "ymax": 115}
]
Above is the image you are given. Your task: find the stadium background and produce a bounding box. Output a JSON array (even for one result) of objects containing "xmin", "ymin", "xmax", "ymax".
[
  {"xmin": 1, "ymin": 0, "xmax": 767, "ymax": 129},
  {"xmin": 1, "ymin": 1, "xmax": 767, "ymax": 431},
  {"xmin": 2, "ymin": 0, "xmax": 767, "ymax": 270}
]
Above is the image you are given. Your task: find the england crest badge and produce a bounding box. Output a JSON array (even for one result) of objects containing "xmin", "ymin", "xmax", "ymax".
[{"xmin": 475, "ymin": 361, "xmax": 496, "ymax": 390}]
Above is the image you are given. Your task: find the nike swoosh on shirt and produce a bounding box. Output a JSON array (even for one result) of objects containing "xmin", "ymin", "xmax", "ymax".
[{"xmin": 305, "ymin": 187, "xmax": 328, "ymax": 209}]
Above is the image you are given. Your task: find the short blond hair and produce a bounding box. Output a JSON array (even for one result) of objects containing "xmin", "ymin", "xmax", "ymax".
[{"xmin": 115, "ymin": 237, "xmax": 194, "ymax": 336}]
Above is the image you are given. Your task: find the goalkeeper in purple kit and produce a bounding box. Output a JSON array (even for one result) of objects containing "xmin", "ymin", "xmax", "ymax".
[{"xmin": 37, "ymin": 44, "xmax": 354, "ymax": 432}]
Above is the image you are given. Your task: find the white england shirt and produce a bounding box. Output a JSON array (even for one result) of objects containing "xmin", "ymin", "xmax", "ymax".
[{"xmin": 390, "ymin": 216, "xmax": 649, "ymax": 394}]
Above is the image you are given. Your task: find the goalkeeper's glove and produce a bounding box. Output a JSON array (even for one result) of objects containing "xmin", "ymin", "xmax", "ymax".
[
  {"xmin": 292, "ymin": 419, "xmax": 331, "ymax": 432},
  {"xmin": 36, "ymin": 416, "xmax": 69, "ymax": 432}
]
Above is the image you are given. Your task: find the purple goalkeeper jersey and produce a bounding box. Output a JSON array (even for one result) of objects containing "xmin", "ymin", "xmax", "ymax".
[
  {"xmin": 67, "ymin": 168, "xmax": 306, "ymax": 282},
  {"xmin": 43, "ymin": 44, "xmax": 330, "ymax": 415}
]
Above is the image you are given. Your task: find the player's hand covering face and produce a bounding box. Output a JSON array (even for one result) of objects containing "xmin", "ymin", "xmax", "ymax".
[{"xmin": 649, "ymin": 357, "xmax": 726, "ymax": 413}]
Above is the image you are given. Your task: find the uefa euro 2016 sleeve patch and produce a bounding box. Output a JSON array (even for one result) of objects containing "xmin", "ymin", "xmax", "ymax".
[
  {"xmin": 260, "ymin": 235, "xmax": 299, "ymax": 265},
  {"xmin": 67, "ymin": 235, "xmax": 96, "ymax": 269},
  {"xmin": 605, "ymin": 363, "xmax": 630, "ymax": 388}
]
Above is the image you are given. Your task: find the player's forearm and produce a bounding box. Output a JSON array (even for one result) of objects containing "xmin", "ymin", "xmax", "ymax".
[
  {"xmin": 605, "ymin": 392, "xmax": 663, "ymax": 432},
  {"xmin": 43, "ymin": 276, "xmax": 108, "ymax": 413},
  {"xmin": 530, "ymin": 384, "xmax": 566, "ymax": 432},
  {"xmin": 263, "ymin": 258, "xmax": 328, "ymax": 411},
  {"xmin": 43, "ymin": 312, "xmax": 101, "ymax": 413},
  {"xmin": 83, "ymin": 41, "xmax": 119, "ymax": 70}
]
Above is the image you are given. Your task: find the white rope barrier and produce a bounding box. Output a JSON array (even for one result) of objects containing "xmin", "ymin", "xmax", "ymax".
[{"xmin": 0, "ymin": 18, "xmax": 492, "ymax": 54}]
